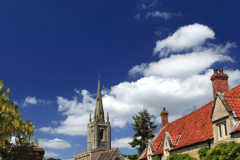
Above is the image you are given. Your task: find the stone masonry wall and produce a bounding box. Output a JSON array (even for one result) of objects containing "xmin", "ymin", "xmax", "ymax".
[{"xmin": 11, "ymin": 145, "xmax": 44, "ymax": 160}]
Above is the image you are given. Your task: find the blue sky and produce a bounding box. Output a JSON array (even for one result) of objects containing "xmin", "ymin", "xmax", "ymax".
[{"xmin": 1, "ymin": 0, "xmax": 240, "ymax": 159}]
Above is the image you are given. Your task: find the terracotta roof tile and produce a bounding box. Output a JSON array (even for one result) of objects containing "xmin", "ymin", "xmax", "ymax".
[
  {"xmin": 152, "ymin": 101, "xmax": 214, "ymax": 156},
  {"xmin": 102, "ymin": 148, "xmax": 115, "ymax": 153},
  {"xmin": 232, "ymin": 123, "xmax": 240, "ymax": 133},
  {"xmin": 224, "ymin": 84, "xmax": 240, "ymax": 118},
  {"xmin": 152, "ymin": 142, "xmax": 160, "ymax": 151},
  {"xmin": 153, "ymin": 143, "xmax": 163, "ymax": 156},
  {"xmin": 171, "ymin": 135, "xmax": 180, "ymax": 146},
  {"xmin": 139, "ymin": 152, "xmax": 147, "ymax": 160}
]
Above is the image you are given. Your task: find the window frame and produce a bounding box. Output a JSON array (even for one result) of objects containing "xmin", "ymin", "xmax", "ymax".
[{"xmin": 217, "ymin": 121, "xmax": 228, "ymax": 140}]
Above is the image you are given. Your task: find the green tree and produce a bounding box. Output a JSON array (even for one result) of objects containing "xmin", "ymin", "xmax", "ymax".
[
  {"xmin": 0, "ymin": 80, "xmax": 35, "ymax": 159},
  {"xmin": 152, "ymin": 155, "xmax": 161, "ymax": 160},
  {"xmin": 122, "ymin": 154, "xmax": 139, "ymax": 160},
  {"xmin": 167, "ymin": 152, "xmax": 196, "ymax": 160},
  {"xmin": 129, "ymin": 107, "xmax": 158, "ymax": 155},
  {"xmin": 198, "ymin": 141, "xmax": 240, "ymax": 160}
]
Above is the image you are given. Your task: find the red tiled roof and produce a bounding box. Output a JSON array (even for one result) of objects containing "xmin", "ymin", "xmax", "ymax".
[
  {"xmin": 224, "ymin": 84, "xmax": 240, "ymax": 118},
  {"xmin": 232, "ymin": 122, "xmax": 240, "ymax": 133},
  {"xmin": 139, "ymin": 152, "xmax": 147, "ymax": 160},
  {"xmin": 152, "ymin": 101, "xmax": 214, "ymax": 156},
  {"xmin": 102, "ymin": 148, "xmax": 115, "ymax": 153},
  {"xmin": 152, "ymin": 142, "xmax": 160, "ymax": 151},
  {"xmin": 171, "ymin": 135, "xmax": 180, "ymax": 146},
  {"xmin": 153, "ymin": 142, "xmax": 163, "ymax": 155}
]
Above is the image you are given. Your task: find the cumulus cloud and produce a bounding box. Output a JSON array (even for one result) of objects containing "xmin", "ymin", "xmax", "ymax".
[
  {"xmin": 153, "ymin": 23, "xmax": 215, "ymax": 57},
  {"xmin": 23, "ymin": 96, "xmax": 53, "ymax": 107},
  {"xmin": 44, "ymin": 151, "xmax": 59, "ymax": 157},
  {"xmin": 112, "ymin": 137, "xmax": 133, "ymax": 149},
  {"xmin": 38, "ymin": 23, "xmax": 240, "ymax": 136},
  {"xmin": 129, "ymin": 43, "xmax": 235, "ymax": 78},
  {"xmin": 38, "ymin": 138, "xmax": 71, "ymax": 149}
]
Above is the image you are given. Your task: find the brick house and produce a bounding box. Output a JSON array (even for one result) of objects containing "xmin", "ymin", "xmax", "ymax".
[{"xmin": 138, "ymin": 69, "xmax": 240, "ymax": 160}]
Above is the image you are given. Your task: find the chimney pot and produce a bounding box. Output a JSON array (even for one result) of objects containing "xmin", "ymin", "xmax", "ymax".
[
  {"xmin": 219, "ymin": 69, "xmax": 223, "ymax": 75},
  {"xmin": 214, "ymin": 69, "xmax": 218, "ymax": 74}
]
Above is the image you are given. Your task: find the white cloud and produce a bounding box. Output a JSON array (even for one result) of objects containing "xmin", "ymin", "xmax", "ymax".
[
  {"xmin": 10, "ymin": 137, "xmax": 16, "ymax": 145},
  {"xmin": 23, "ymin": 96, "xmax": 37, "ymax": 106},
  {"xmin": 112, "ymin": 137, "xmax": 133, "ymax": 149},
  {"xmin": 38, "ymin": 138, "xmax": 71, "ymax": 149},
  {"xmin": 145, "ymin": 11, "xmax": 181, "ymax": 20},
  {"xmin": 153, "ymin": 23, "xmax": 215, "ymax": 57},
  {"xmin": 129, "ymin": 43, "xmax": 235, "ymax": 78},
  {"xmin": 145, "ymin": 11, "xmax": 171, "ymax": 20},
  {"xmin": 44, "ymin": 151, "xmax": 59, "ymax": 158},
  {"xmin": 23, "ymin": 96, "xmax": 54, "ymax": 107},
  {"xmin": 38, "ymin": 23, "xmax": 240, "ymax": 137}
]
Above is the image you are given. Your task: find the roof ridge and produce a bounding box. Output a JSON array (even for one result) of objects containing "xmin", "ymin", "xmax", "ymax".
[
  {"xmin": 225, "ymin": 84, "xmax": 240, "ymax": 94},
  {"xmin": 108, "ymin": 148, "xmax": 117, "ymax": 160},
  {"xmin": 102, "ymin": 148, "xmax": 115, "ymax": 153},
  {"xmin": 165, "ymin": 100, "xmax": 214, "ymax": 125}
]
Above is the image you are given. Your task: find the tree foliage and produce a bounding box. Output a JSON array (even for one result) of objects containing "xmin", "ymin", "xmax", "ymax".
[
  {"xmin": 122, "ymin": 154, "xmax": 139, "ymax": 160},
  {"xmin": 0, "ymin": 80, "xmax": 35, "ymax": 159},
  {"xmin": 129, "ymin": 107, "xmax": 158, "ymax": 155},
  {"xmin": 152, "ymin": 155, "xmax": 161, "ymax": 160},
  {"xmin": 198, "ymin": 141, "xmax": 240, "ymax": 160},
  {"xmin": 166, "ymin": 152, "xmax": 196, "ymax": 160}
]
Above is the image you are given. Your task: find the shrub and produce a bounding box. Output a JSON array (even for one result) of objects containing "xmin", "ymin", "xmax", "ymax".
[{"xmin": 167, "ymin": 152, "xmax": 196, "ymax": 160}]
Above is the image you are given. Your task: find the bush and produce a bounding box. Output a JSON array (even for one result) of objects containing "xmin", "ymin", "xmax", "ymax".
[
  {"xmin": 152, "ymin": 155, "xmax": 160, "ymax": 160},
  {"xmin": 198, "ymin": 141, "xmax": 240, "ymax": 160},
  {"xmin": 166, "ymin": 152, "xmax": 196, "ymax": 160}
]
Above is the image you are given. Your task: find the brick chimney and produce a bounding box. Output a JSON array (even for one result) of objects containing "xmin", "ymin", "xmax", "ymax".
[
  {"xmin": 160, "ymin": 107, "xmax": 169, "ymax": 128},
  {"xmin": 210, "ymin": 69, "xmax": 229, "ymax": 99}
]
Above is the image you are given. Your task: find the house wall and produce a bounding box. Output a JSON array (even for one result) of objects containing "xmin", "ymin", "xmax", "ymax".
[{"xmin": 172, "ymin": 141, "xmax": 211, "ymax": 160}]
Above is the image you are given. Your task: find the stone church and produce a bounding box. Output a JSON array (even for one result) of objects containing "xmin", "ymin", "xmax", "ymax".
[
  {"xmin": 138, "ymin": 69, "xmax": 240, "ymax": 160},
  {"xmin": 74, "ymin": 78, "xmax": 124, "ymax": 160}
]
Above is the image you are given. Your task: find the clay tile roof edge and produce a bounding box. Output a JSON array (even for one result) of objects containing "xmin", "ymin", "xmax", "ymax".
[
  {"xmin": 138, "ymin": 148, "xmax": 147, "ymax": 160},
  {"xmin": 152, "ymin": 125, "xmax": 166, "ymax": 142},
  {"xmin": 102, "ymin": 148, "xmax": 116, "ymax": 153},
  {"xmin": 174, "ymin": 135, "xmax": 181, "ymax": 147},
  {"xmin": 225, "ymin": 84, "xmax": 240, "ymax": 94},
  {"xmin": 96, "ymin": 151, "xmax": 103, "ymax": 160},
  {"xmin": 107, "ymin": 148, "xmax": 117, "ymax": 160},
  {"xmin": 232, "ymin": 110, "xmax": 237, "ymax": 118},
  {"xmin": 230, "ymin": 120, "xmax": 240, "ymax": 133},
  {"xmin": 152, "ymin": 143, "xmax": 163, "ymax": 156}
]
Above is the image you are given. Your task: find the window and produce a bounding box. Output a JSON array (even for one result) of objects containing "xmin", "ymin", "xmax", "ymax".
[
  {"xmin": 218, "ymin": 122, "xmax": 228, "ymax": 139},
  {"xmin": 219, "ymin": 125, "xmax": 222, "ymax": 138},
  {"xmin": 100, "ymin": 129, "xmax": 104, "ymax": 140},
  {"xmin": 224, "ymin": 123, "xmax": 228, "ymax": 136}
]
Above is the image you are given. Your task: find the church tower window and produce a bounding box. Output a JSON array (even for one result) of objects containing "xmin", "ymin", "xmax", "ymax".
[{"xmin": 100, "ymin": 129, "xmax": 104, "ymax": 140}]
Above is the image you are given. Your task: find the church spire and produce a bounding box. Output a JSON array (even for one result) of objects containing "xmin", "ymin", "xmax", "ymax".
[{"xmin": 94, "ymin": 76, "xmax": 105, "ymax": 123}]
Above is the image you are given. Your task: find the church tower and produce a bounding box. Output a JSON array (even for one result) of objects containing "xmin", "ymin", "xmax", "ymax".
[{"xmin": 87, "ymin": 77, "xmax": 111, "ymax": 150}]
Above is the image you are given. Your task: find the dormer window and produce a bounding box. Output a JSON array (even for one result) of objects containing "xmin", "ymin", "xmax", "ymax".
[
  {"xmin": 219, "ymin": 125, "xmax": 222, "ymax": 137},
  {"xmin": 218, "ymin": 122, "xmax": 228, "ymax": 139},
  {"xmin": 224, "ymin": 123, "xmax": 227, "ymax": 136}
]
